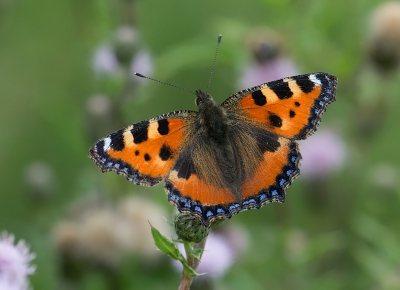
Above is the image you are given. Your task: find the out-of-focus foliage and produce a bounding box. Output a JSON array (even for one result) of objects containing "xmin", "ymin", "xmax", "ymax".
[{"xmin": 1, "ymin": 0, "xmax": 400, "ymax": 289}]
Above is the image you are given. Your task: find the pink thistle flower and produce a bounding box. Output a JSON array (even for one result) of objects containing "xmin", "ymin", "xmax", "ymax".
[
  {"xmin": 92, "ymin": 26, "xmax": 153, "ymax": 80},
  {"xmin": 195, "ymin": 227, "xmax": 248, "ymax": 278},
  {"xmin": 239, "ymin": 57, "xmax": 298, "ymax": 89},
  {"xmin": 299, "ymin": 129, "xmax": 346, "ymax": 180},
  {"xmin": 0, "ymin": 232, "xmax": 35, "ymax": 290},
  {"xmin": 92, "ymin": 45, "xmax": 121, "ymax": 76},
  {"xmin": 173, "ymin": 225, "xmax": 248, "ymax": 278},
  {"xmin": 130, "ymin": 50, "xmax": 154, "ymax": 81},
  {"xmin": 92, "ymin": 46, "xmax": 153, "ymax": 80}
]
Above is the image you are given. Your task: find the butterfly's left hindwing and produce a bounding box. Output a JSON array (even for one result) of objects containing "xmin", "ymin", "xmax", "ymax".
[
  {"xmin": 222, "ymin": 72, "xmax": 337, "ymax": 140},
  {"xmin": 89, "ymin": 111, "xmax": 196, "ymax": 186}
]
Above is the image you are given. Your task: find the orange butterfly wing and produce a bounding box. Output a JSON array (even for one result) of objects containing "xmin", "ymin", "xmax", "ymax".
[
  {"xmin": 89, "ymin": 111, "xmax": 196, "ymax": 186},
  {"xmin": 222, "ymin": 73, "xmax": 337, "ymax": 139}
]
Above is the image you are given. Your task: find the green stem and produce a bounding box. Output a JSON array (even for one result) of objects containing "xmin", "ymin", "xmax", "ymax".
[{"xmin": 178, "ymin": 237, "xmax": 208, "ymax": 290}]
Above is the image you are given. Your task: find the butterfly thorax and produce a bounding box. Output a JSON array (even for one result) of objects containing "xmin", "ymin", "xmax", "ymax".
[
  {"xmin": 192, "ymin": 89, "xmax": 248, "ymax": 196},
  {"xmin": 195, "ymin": 90, "xmax": 229, "ymax": 143}
]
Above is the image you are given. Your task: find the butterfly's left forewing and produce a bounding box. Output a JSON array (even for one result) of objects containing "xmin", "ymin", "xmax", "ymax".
[{"xmin": 89, "ymin": 111, "xmax": 196, "ymax": 186}]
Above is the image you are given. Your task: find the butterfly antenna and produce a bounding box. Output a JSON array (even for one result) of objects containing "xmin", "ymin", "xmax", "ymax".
[
  {"xmin": 134, "ymin": 73, "xmax": 196, "ymax": 95},
  {"xmin": 206, "ymin": 34, "xmax": 222, "ymax": 94}
]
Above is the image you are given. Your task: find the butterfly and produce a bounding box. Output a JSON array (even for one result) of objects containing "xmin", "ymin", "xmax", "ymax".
[{"xmin": 89, "ymin": 72, "xmax": 337, "ymax": 227}]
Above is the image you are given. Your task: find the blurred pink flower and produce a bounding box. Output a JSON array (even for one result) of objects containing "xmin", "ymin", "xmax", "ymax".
[
  {"xmin": 174, "ymin": 225, "xmax": 248, "ymax": 278},
  {"xmin": 92, "ymin": 46, "xmax": 153, "ymax": 80},
  {"xmin": 299, "ymin": 129, "xmax": 346, "ymax": 180},
  {"xmin": 92, "ymin": 45, "xmax": 121, "ymax": 75},
  {"xmin": 239, "ymin": 57, "xmax": 298, "ymax": 89},
  {"xmin": 0, "ymin": 232, "xmax": 35, "ymax": 290},
  {"xmin": 92, "ymin": 26, "xmax": 153, "ymax": 80},
  {"xmin": 0, "ymin": 279, "xmax": 21, "ymax": 290},
  {"xmin": 130, "ymin": 50, "xmax": 154, "ymax": 81}
]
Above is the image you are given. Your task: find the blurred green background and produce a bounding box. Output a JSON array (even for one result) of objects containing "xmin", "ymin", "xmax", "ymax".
[{"xmin": 1, "ymin": 0, "xmax": 400, "ymax": 289}]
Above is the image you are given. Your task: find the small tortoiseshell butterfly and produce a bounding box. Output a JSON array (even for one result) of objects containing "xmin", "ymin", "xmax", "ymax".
[{"xmin": 89, "ymin": 39, "xmax": 337, "ymax": 227}]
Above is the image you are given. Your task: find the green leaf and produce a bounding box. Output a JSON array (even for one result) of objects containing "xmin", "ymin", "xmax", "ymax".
[
  {"xmin": 173, "ymin": 239, "xmax": 185, "ymax": 243},
  {"xmin": 191, "ymin": 248, "xmax": 203, "ymax": 260},
  {"xmin": 182, "ymin": 263, "xmax": 198, "ymax": 278},
  {"xmin": 150, "ymin": 224, "xmax": 184, "ymax": 261},
  {"xmin": 150, "ymin": 224, "xmax": 198, "ymax": 277}
]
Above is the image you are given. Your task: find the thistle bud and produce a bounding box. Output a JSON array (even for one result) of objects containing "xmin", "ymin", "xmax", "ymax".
[
  {"xmin": 367, "ymin": 2, "xmax": 400, "ymax": 73},
  {"xmin": 245, "ymin": 28, "xmax": 283, "ymax": 63},
  {"xmin": 174, "ymin": 214, "xmax": 209, "ymax": 243}
]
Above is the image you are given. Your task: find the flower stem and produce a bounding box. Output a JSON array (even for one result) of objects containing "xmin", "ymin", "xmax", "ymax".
[{"xmin": 178, "ymin": 237, "xmax": 208, "ymax": 290}]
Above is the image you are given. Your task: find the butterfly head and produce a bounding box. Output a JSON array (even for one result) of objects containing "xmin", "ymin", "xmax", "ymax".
[
  {"xmin": 194, "ymin": 89, "xmax": 229, "ymax": 141},
  {"xmin": 195, "ymin": 89, "xmax": 216, "ymax": 108}
]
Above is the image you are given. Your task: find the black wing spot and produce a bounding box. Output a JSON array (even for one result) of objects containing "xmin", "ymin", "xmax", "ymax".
[
  {"xmin": 294, "ymin": 101, "xmax": 300, "ymax": 107},
  {"xmin": 292, "ymin": 75, "xmax": 315, "ymax": 93},
  {"xmin": 132, "ymin": 120, "xmax": 149, "ymax": 144},
  {"xmin": 269, "ymin": 80, "xmax": 293, "ymax": 99},
  {"xmin": 251, "ymin": 90, "xmax": 267, "ymax": 106},
  {"xmin": 135, "ymin": 150, "xmax": 140, "ymax": 156},
  {"xmin": 109, "ymin": 129, "xmax": 125, "ymax": 151},
  {"xmin": 269, "ymin": 113, "xmax": 282, "ymax": 127},
  {"xmin": 174, "ymin": 155, "xmax": 195, "ymax": 180},
  {"xmin": 159, "ymin": 144, "xmax": 172, "ymax": 161},
  {"xmin": 144, "ymin": 153, "xmax": 151, "ymax": 161},
  {"xmin": 289, "ymin": 110, "xmax": 296, "ymax": 118},
  {"xmin": 157, "ymin": 119, "xmax": 169, "ymax": 135},
  {"xmin": 253, "ymin": 129, "xmax": 281, "ymax": 153}
]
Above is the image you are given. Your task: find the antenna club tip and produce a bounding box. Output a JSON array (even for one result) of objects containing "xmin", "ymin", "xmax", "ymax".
[
  {"xmin": 218, "ymin": 34, "xmax": 222, "ymax": 42},
  {"xmin": 134, "ymin": 72, "xmax": 145, "ymax": 78}
]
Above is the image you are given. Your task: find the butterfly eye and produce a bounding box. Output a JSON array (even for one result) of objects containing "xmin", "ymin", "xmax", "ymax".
[{"xmin": 195, "ymin": 97, "xmax": 202, "ymax": 107}]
